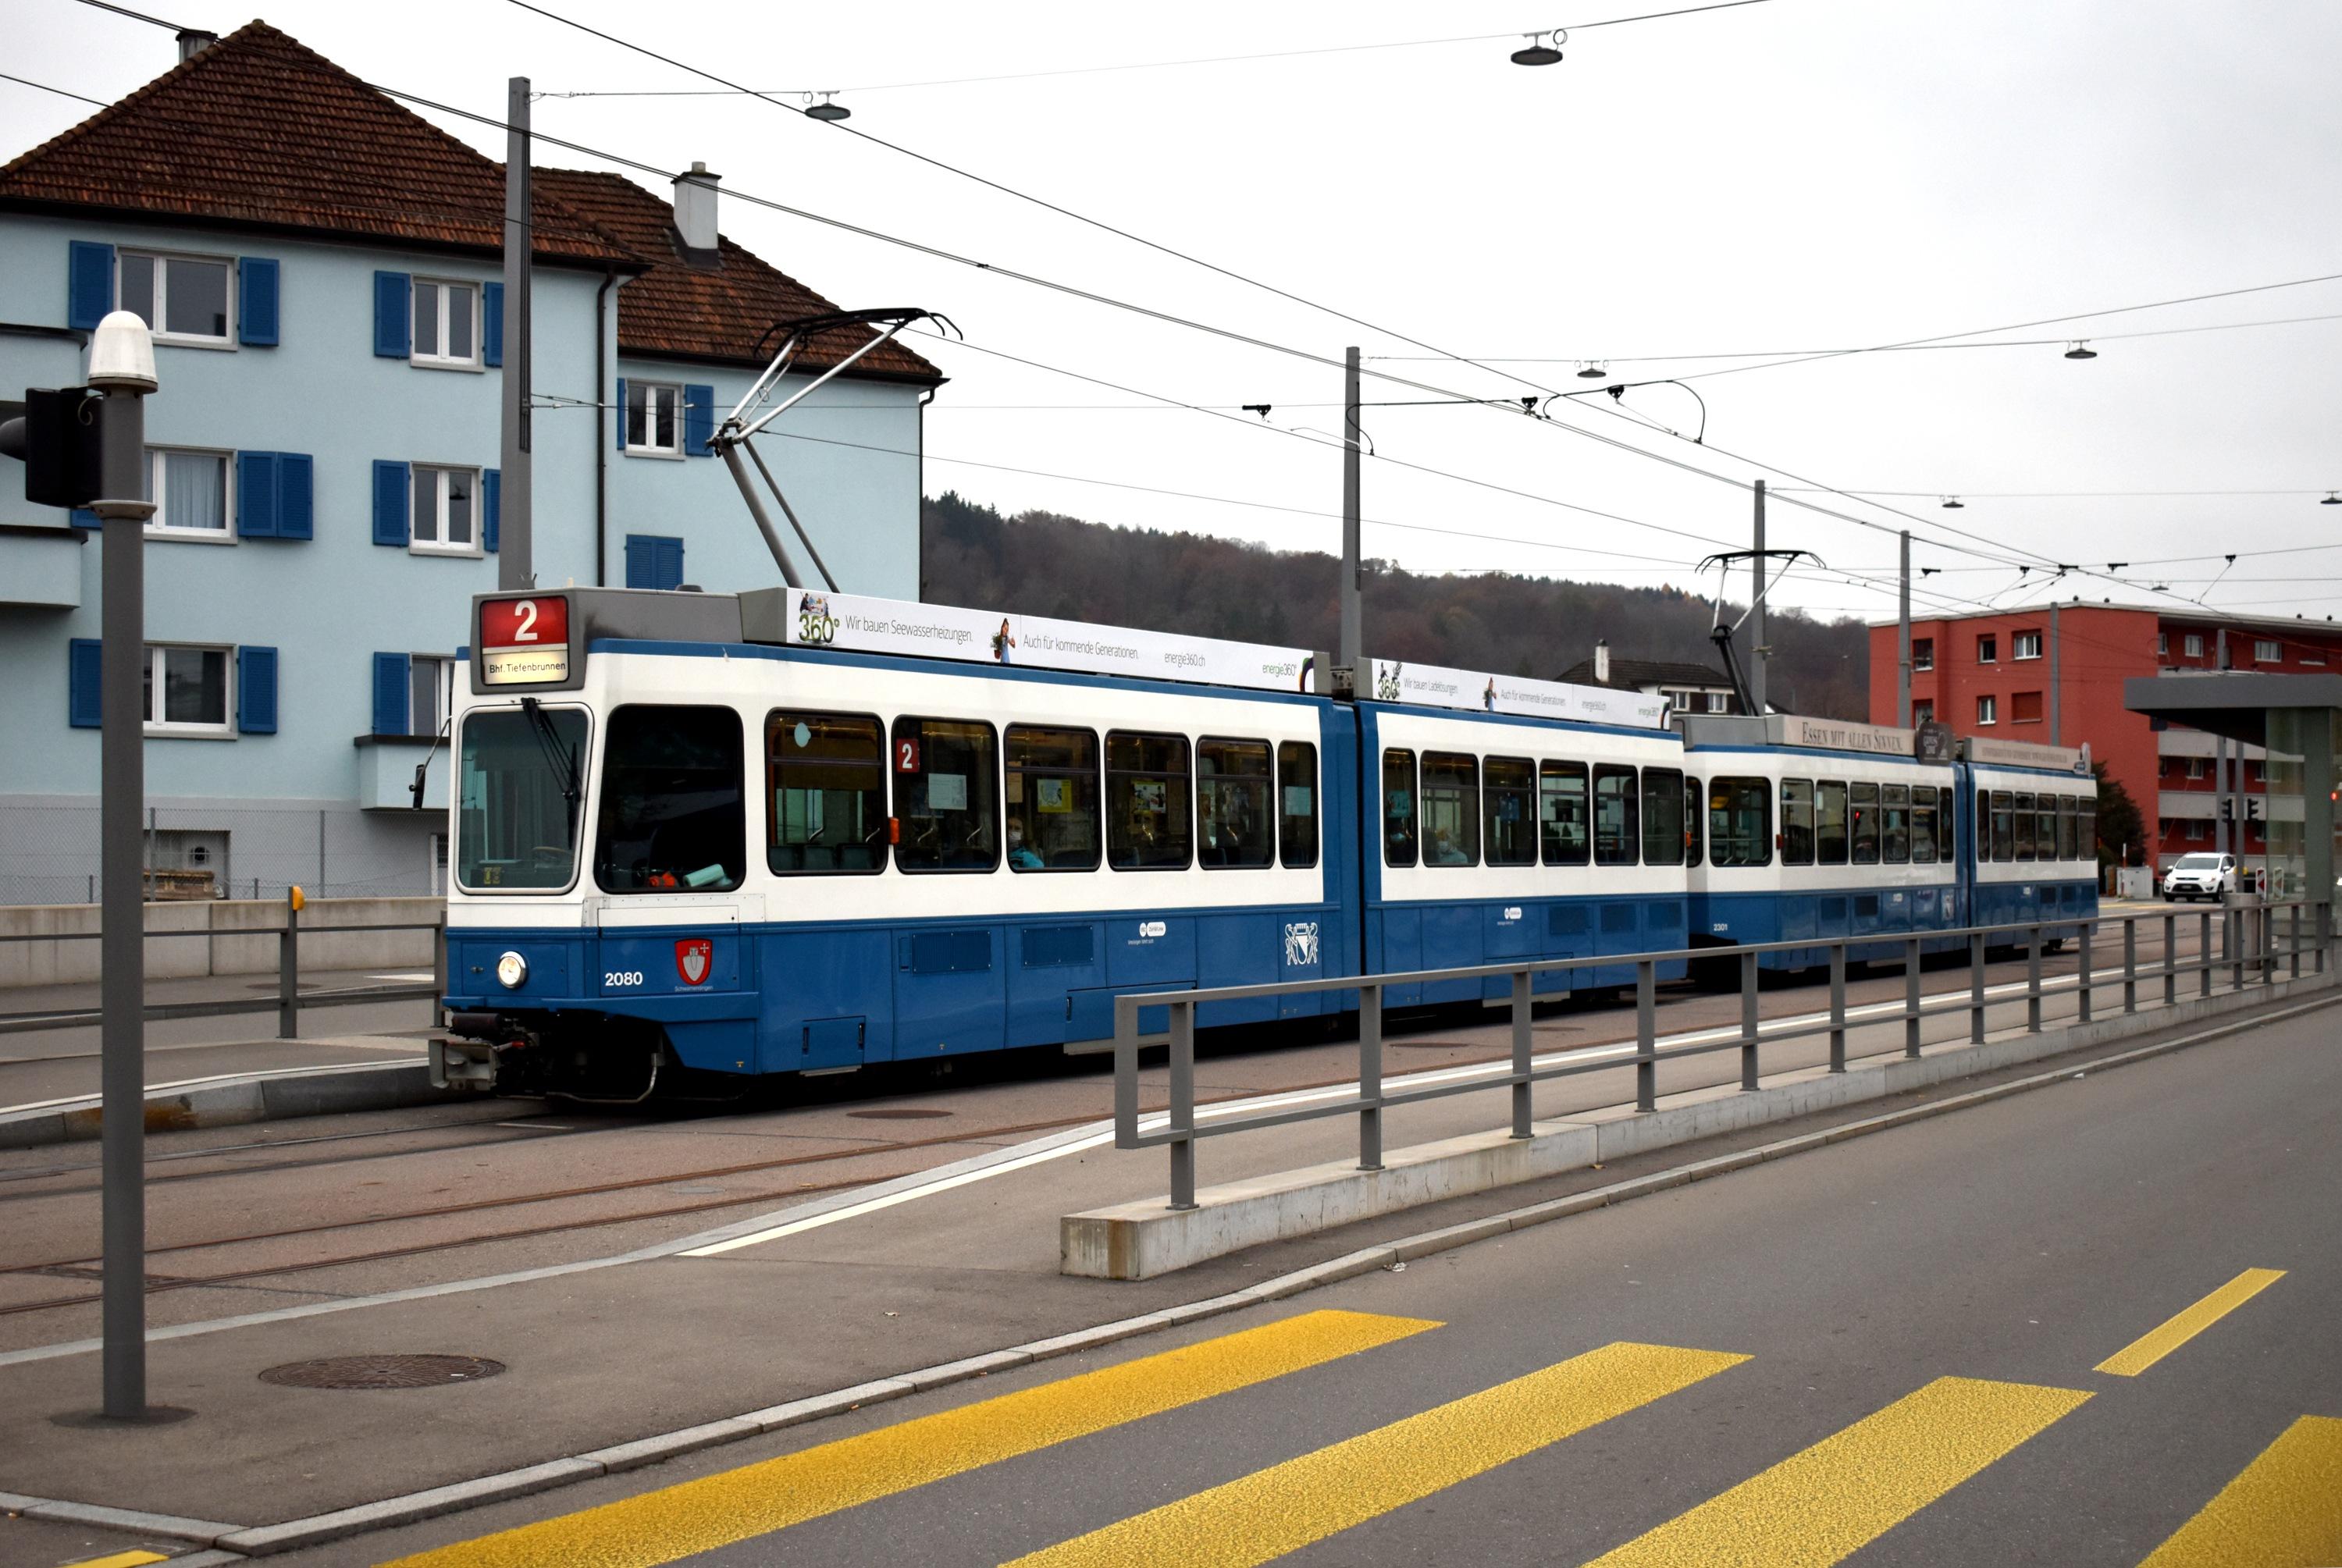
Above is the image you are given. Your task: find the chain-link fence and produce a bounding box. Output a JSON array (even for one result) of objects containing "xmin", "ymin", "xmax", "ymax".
[{"xmin": 0, "ymin": 802, "xmax": 445, "ymax": 906}]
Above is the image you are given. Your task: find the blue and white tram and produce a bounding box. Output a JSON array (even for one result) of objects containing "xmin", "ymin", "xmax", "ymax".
[{"xmin": 1959, "ymin": 746, "xmax": 2101, "ymax": 937}]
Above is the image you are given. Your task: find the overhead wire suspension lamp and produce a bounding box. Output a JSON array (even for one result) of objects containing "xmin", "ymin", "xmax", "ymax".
[
  {"xmin": 2322, "ymin": 491, "xmax": 2341, "ymax": 506},
  {"xmin": 806, "ymin": 91, "xmax": 850, "ymax": 121},
  {"xmin": 2063, "ymin": 340, "xmax": 2098, "ymax": 359},
  {"xmin": 1511, "ymin": 29, "xmax": 1564, "ymax": 66},
  {"xmin": 1576, "ymin": 360, "xmax": 1608, "ymax": 379},
  {"xmin": 1941, "ymin": 496, "xmax": 1965, "ymax": 509}
]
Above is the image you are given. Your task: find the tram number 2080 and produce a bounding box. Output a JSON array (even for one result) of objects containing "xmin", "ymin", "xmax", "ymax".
[{"xmin": 603, "ymin": 970, "xmax": 646, "ymax": 989}]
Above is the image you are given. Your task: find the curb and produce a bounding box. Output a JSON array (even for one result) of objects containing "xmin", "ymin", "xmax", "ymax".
[
  {"xmin": 0, "ymin": 1058, "xmax": 457, "ymax": 1151},
  {"xmin": 18, "ymin": 983, "xmax": 2331, "ymax": 1559}
]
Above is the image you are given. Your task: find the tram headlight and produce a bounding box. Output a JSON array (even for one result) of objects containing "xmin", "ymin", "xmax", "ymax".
[{"xmin": 495, "ymin": 951, "xmax": 529, "ymax": 990}]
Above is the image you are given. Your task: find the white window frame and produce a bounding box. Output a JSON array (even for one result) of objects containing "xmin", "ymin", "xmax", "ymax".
[
  {"xmin": 2156, "ymin": 632, "xmax": 2169, "ymax": 656},
  {"xmin": 2254, "ymin": 639, "xmax": 2280, "ymax": 663},
  {"xmin": 408, "ymin": 654, "xmax": 456, "ymax": 737},
  {"xmin": 411, "ymin": 278, "xmax": 482, "ymax": 369},
  {"xmin": 1913, "ymin": 700, "xmax": 1934, "ymax": 726},
  {"xmin": 2013, "ymin": 630, "xmax": 2042, "ymax": 660},
  {"xmin": 119, "ymin": 249, "xmax": 235, "ymax": 349},
  {"xmin": 2186, "ymin": 758, "xmax": 2207, "ymax": 780},
  {"xmin": 625, "ymin": 381, "xmax": 684, "ymax": 458},
  {"xmin": 1705, "ymin": 691, "xmax": 1730, "ymax": 713},
  {"xmin": 1912, "ymin": 638, "xmax": 1934, "ymax": 671},
  {"xmin": 141, "ymin": 446, "xmax": 236, "ymax": 542},
  {"xmin": 1976, "ymin": 635, "xmax": 1998, "ymax": 664},
  {"xmin": 1976, "ymin": 695, "xmax": 1998, "ymax": 726},
  {"xmin": 2184, "ymin": 634, "xmax": 2204, "ymax": 657},
  {"xmin": 141, "ymin": 642, "xmax": 235, "ymax": 738},
  {"xmin": 409, "ymin": 464, "xmax": 484, "ymax": 557}
]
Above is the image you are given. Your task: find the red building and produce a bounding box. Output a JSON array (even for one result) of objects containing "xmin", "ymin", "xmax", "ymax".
[{"xmin": 1867, "ymin": 603, "xmax": 2342, "ymax": 869}]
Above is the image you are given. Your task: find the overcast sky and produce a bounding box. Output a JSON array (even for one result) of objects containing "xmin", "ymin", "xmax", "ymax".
[{"xmin": 9, "ymin": 0, "xmax": 2340, "ymax": 626}]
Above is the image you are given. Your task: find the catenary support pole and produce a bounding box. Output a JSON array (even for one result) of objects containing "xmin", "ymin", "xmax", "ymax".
[
  {"xmin": 498, "ymin": 76, "xmax": 532, "ymax": 591},
  {"xmin": 1340, "ymin": 346, "xmax": 1361, "ymax": 676},
  {"xmin": 2048, "ymin": 601, "xmax": 2062, "ymax": 746},
  {"xmin": 1748, "ymin": 479, "xmax": 1767, "ymax": 715},
  {"xmin": 1897, "ymin": 530, "xmax": 1912, "ymax": 727}
]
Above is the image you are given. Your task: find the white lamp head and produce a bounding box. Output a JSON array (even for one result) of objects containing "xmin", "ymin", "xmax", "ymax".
[{"xmin": 87, "ymin": 309, "xmax": 157, "ymax": 393}]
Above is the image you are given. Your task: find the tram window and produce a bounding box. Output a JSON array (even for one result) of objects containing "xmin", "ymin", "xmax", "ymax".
[
  {"xmin": 1198, "ymin": 738, "xmax": 1274, "ymax": 869},
  {"xmin": 1106, "ymin": 731, "xmax": 1192, "ymax": 870},
  {"xmin": 594, "ymin": 705, "xmax": 745, "ymax": 894},
  {"xmin": 1781, "ymin": 778, "xmax": 1816, "ymax": 865},
  {"xmin": 1642, "ymin": 767, "xmax": 1685, "ymax": 866},
  {"xmin": 1684, "ymin": 775, "xmax": 1704, "ymax": 867},
  {"xmin": 1940, "ymin": 791, "xmax": 1956, "ymax": 863},
  {"xmin": 1708, "ymin": 777, "xmax": 1772, "ymax": 868},
  {"xmin": 2055, "ymin": 796, "xmax": 2076, "ymax": 862},
  {"xmin": 1881, "ymin": 783, "xmax": 1910, "ymax": 865},
  {"xmin": 892, "ymin": 716, "xmax": 1001, "ymax": 873},
  {"xmin": 1005, "ymin": 725, "xmax": 1101, "ymax": 873},
  {"xmin": 1278, "ymin": 741, "xmax": 1320, "ymax": 869},
  {"xmin": 2079, "ymin": 797, "xmax": 2096, "ymax": 862},
  {"xmin": 2039, "ymin": 795, "xmax": 2059, "ymax": 861},
  {"xmin": 1849, "ymin": 781, "xmax": 1881, "ymax": 866},
  {"xmin": 1910, "ymin": 785, "xmax": 1938, "ymax": 866},
  {"xmin": 1540, "ymin": 760, "xmax": 1590, "ymax": 866},
  {"xmin": 1485, "ymin": 756, "xmax": 1536, "ymax": 866},
  {"xmin": 1816, "ymin": 780, "xmax": 1849, "ymax": 866},
  {"xmin": 767, "ymin": 710, "xmax": 884, "ymax": 874},
  {"xmin": 2013, "ymin": 791, "xmax": 2037, "ymax": 861},
  {"xmin": 1987, "ymin": 790, "xmax": 2013, "ymax": 861},
  {"xmin": 457, "ymin": 706, "xmax": 587, "ymax": 891},
  {"xmin": 1383, "ymin": 749, "xmax": 1418, "ymax": 868},
  {"xmin": 1594, "ymin": 765, "xmax": 1640, "ymax": 866},
  {"xmin": 1421, "ymin": 752, "xmax": 1481, "ymax": 866}
]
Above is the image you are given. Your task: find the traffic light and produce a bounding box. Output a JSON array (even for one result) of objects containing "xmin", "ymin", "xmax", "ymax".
[
  {"xmin": 2218, "ymin": 797, "xmax": 2233, "ymax": 822},
  {"xmin": 0, "ymin": 386, "xmax": 103, "ymax": 509},
  {"xmin": 2246, "ymin": 796, "xmax": 2265, "ymax": 823}
]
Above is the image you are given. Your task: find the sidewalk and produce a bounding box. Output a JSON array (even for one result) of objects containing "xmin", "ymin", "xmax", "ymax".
[{"xmin": 0, "ymin": 961, "xmax": 2324, "ymax": 1553}]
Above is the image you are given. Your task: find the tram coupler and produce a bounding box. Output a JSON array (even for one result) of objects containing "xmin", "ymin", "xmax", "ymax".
[{"xmin": 429, "ymin": 1037, "xmax": 497, "ymax": 1091}]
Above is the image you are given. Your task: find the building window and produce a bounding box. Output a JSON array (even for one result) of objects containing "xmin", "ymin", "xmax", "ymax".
[
  {"xmin": 411, "ymin": 279, "xmax": 479, "ymax": 367},
  {"xmin": 1705, "ymin": 691, "xmax": 1730, "ymax": 713},
  {"xmin": 2248, "ymin": 759, "xmax": 2265, "ymax": 785},
  {"xmin": 2011, "ymin": 691, "xmax": 2044, "ymax": 724},
  {"xmin": 144, "ymin": 447, "xmax": 231, "ymax": 539},
  {"xmin": 2254, "ymin": 639, "xmax": 2280, "ymax": 663},
  {"xmin": 119, "ymin": 251, "xmax": 231, "ymax": 343},
  {"xmin": 625, "ymin": 382, "xmax": 682, "ymax": 456},
  {"xmin": 2184, "ymin": 634, "xmax": 2204, "ymax": 658},
  {"xmin": 411, "ymin": 464, "xmax": 481, "ymax": 555},
  {"xmin": 1977, "ymin": 635, "xmax": 1998, "ymax": 664},
  {"xmin": 2303, "ymin": 653, "xmax": 2328, "ymax": 667},
  {"xmin": 2186, "ymin": 758, "xmax": 2207, "ymax": 780},
  {"xmin": 408, "ymin": 656, "xmax": 454, "ymax": 738},
  {"xmin": 142, "ymin": 644, "xmax": 232, "ymax": 736},
  {"xmin": 2156, "ymin": 632, "xmax": 2169, "ymax": 656},
  {"xmin": 1976, "ymin": 694, "xmax": 1998, "ymax": 726},
  {"xmin": 1912, "ymin": 638, "xmax": 1934, "ymax": 671},
  {"xmin": 2188, "ymin": 819, "xmax": 2209, "ymax": 842},
  {"xmin": 2013, "ymin": 631, "xmax": 2042, "ymax": 660},
  {"xmin": 1913, "ymin": 700, "xmax": 1934, "ymax": 726}
]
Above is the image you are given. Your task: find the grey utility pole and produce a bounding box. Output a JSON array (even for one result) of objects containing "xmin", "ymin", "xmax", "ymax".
[
  {"xmin": 1897, "ymin": 529, "xmax": 1912, "ymax": 727},
  {"xmin": 1747, "ymin": 480, "xmax": 1767, "ymax": 715},
  {"xmin": 498, "ymin": 76, "xmax": 532, "ymax": 590},
  {"xmin": 2215, "ymin": 628, "xmax": 2230, "ymax": 859},
  {"xmin": 1339, "ymin": 346, "xmax": 1361, "ymax": 677},
  {"xmin": 89, "ymin": 313, "xmax": 158, "ymax": 1417},
  {"xmin": 2049, "ymin": 601, "xmax": 2062, "ymax": 746}
]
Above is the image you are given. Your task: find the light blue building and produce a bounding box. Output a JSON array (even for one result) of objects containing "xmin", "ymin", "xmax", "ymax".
[{"xmin": 0, "ymin": 21, "xmax": 942, "ymax": 903}]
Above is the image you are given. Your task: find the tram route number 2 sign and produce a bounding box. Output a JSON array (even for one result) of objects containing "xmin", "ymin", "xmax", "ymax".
[{"xmin": 479, "ymin": 596, "xmax": 571, "ymax": 685}]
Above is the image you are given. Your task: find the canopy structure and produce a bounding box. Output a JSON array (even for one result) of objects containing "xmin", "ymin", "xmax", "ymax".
[{"xmin": 2126, "ymin": 672, "xmax": 2342, "ymax": 905}]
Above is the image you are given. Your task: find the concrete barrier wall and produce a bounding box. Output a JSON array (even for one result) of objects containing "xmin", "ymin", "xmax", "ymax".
[{"xmin": 0, "ymin": 896, "xmax": 443, "ymax": 988}]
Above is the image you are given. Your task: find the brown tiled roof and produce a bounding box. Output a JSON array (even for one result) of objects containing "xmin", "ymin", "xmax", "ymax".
[
  {"xmin": 0, "ymin": 20, "xmax": 632, "ymax": 265},
  {"xmin": 532, "ymin": 167, "xmax": 941, "ymax": 383}
]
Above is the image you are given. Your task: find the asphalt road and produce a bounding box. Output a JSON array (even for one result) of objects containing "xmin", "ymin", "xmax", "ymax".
[{"xmin": 294, "ymin": 990, "xmax": 2340, "ymax": 1568}]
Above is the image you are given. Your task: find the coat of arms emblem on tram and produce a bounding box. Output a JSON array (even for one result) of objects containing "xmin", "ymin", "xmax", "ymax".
[{"xmin": 674, "ymin": 938, "xmax": 713, "ymax": 987}]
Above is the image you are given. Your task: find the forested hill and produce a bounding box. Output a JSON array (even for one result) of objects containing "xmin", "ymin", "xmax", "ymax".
[{"xmin": 919, "ymin": 492, "xmax": 1871, "ymax": 720}]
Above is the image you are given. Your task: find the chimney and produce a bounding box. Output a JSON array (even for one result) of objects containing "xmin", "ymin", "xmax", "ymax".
[
  {"xmin": 672, "ymin": 162, "xmax": 721, "ymax": 257},
  {"xmin": 176, "ymin": 28, "xmax": 219, "ymax": 62},
  {"xmin": 1593, "ymin": 639, "xmax": 1611, "ymax": 684}
]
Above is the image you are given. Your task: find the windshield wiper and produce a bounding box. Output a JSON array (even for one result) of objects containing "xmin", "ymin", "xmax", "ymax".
[{"xmin": 519, "ymin": 697, "xmax": 581, "ymax": 808}]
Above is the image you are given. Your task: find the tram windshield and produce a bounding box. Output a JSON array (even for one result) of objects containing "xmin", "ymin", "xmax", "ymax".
[{"xmin": 457, "ymin": 706, "xmax": 588, "ymax": 891}]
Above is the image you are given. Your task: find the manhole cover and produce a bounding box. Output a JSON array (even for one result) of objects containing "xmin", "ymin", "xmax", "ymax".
[
  {"xmin": 259, "ymin": 1354, "xmax": 506, "ymax": 1390},
  {"xmin": 848, "ymin": 1108, "xmax": 953, "ymax": 1120}
]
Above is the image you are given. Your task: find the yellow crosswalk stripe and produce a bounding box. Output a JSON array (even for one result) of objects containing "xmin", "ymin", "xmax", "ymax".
[
  {"xmin": 1004, "ymin": 1340, "xmax": 1748, "ymax": 1568},
  {"xmin": 1583, "ymin": 1374, "xmax": 2091, "ymax": 1568},
  {"xmin": 2136, "ymin": 1415, "xmax": 2342, "ymax": 1567},
  {"xmin": 55, "ymin": 1554, "xmax": 169, "ymax": 1568},
  {"xmin": 379, "ymin": 1308, "xmax": 1436, "ymax": 1568},
  {"xmin": 2095, "ymin": 1268, "xmax": 2287, "ymax": 1378}
]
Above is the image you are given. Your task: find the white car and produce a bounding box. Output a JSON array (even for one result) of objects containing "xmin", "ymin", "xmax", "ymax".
[{"xmin": 2162, "ymin": 852, "xmax": 2237, "ymax": 901}]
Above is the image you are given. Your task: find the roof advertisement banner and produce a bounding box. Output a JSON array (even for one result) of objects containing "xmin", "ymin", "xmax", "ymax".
[
  {"xmin": 1771, "ymin": 713, "xmax": 1920, "ymax": 758},
  {"xmin": 1963, "ymin": 735, "xmax": 2093, "ymax": 774},
  {"xmin": 781, "ymin": 588, "xmax": 1313, "ymax": 694},
  {"xmin": 1366, "ymin": 658, "xmax": 1669, "ymax": 731}
]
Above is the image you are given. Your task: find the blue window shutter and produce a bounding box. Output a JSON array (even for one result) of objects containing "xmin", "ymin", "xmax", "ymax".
[
  {"xmin": 235, "ymin": 450, "xmax": 279, "ymax": 538},
  {"xmin": 372, "ymin": 652, "xmax": 411, "ymax": 737},
  {"xmin": 373, "ymin": 271, "xmax": 411, "ymax": 358},
  {"xmin": 69, "ymin": 638, "xmax": 104, "ymax": 727},
  {"xmin": 276, "ymin": 453, "xmax": 314, "ymax": 539},
  {"xmin": 237, "ymin": 258, "xmax": 279, "ymax": 346},
  {"xmin": 372, "ymin": 460, "xmax": 410, "ymax": 547},
  {"xmin": 237, "ymin": 646, "xmax": 279, "ymax": 734},
  {"xmin": 482, "ymin": 280, "xmax": 504, "ymax": 367},
  {"xmin": 482, "ymin": 468, "xmax": 500, "ymax": 553},
  {"xmin": 684, "ymin": 384, "xmax": 715, "ymax": 456},
  {"xmin": 68, "ymin": 241, "xmax": 115, "ymax": 331},
  {"xmin": 614, "ymin": 378, "xmax": 628, "ymax": 450},
  {"xmin": 657, "ymin": 536, "xmax": 684, "ymax": 590},
  {"xmin": 624, "ymin": 535, "xmax": 654, "ymax": 589}
]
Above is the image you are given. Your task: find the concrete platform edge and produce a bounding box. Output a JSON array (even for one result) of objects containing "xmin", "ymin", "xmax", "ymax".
[{"xmin": 0, "ymin": 1059, "xmax": 457, "ymax": 1151}]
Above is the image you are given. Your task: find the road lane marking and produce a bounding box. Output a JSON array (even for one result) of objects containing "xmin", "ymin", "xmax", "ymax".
[
  {"xmin": 1582, "ymin": 1375, "xmax": 2091, "ymax": 1568},
  {"xmin": 377, "ymin": 1309, "xmax": 1436, "ymax": 1568},
  {"xmin": 2094, "ymin": 1268, "xmax": 2287, "ymax": 1378},
  {"xmin": 54, "ymin": 1554, "xmax": 169, "ymax": 1568},
  {"xmin": 2136, "ymin": 1414, "xmax": 2342, "ymax": 1567},
  {"xmin": 1003, "ymin": 1340, "xmax": 1746, "ymax": 1568}
]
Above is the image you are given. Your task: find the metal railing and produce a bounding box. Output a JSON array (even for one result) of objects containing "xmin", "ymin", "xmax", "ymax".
[
  {"xmin": 1113, "ymin": 898, "xmax": 2333, "ymax": 1211},
  {"xmin": 0, "ymin": 906, "xmax": 446, "ymax": 1036}
]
